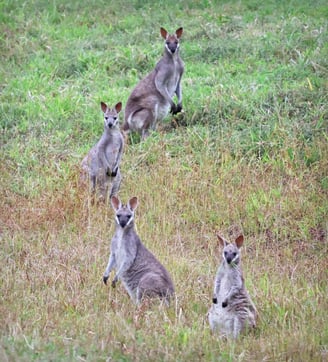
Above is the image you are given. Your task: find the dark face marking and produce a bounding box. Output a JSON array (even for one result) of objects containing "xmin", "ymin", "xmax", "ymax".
[
  {"xmin": 116, "ymin": 205, "xmax": 133, "ymax": 228},
  {"xmin": 104, "ymin": 110, "xmax": 119, "ymax": 128},
  {"xmin": 166, "ymin": 35, "xmax": 179, "ymax": 54},
  {"xmin": 223, "ymin": 245, "xmax": 239, "ymax": 265}
]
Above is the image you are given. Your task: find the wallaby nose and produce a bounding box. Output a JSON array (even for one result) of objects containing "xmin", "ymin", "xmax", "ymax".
[
  {"xmin": 167, "ymin": 43, "xmax": 177, "ymax": 53},
  {"xmin": 119, "ymin": 220, "xmax": 127, "ymax": 228},
  {"xmin": 226, "ymin": 257, "xmax": 232, "ymax": 264}
]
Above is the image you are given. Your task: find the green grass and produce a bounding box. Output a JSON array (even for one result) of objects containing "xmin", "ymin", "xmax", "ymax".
[{"xmin": 1, "ymin": 0, "xmax": 327, "ymax": 360}]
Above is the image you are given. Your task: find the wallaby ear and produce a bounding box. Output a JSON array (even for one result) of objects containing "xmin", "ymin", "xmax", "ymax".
[
  {"xmin": 115, "ymin": 102, "xmax": 122, "ymax": 113},
  {"xmin": 235, "ymin": 235, "xmax": 244, "ymax": 249},
  {"xmin": 111, "ymin": 196, "xmax": 121, "ymax": 211},
  {"xmin": 128, "ymin": 197, "xmax": 138, "ymax": 211},
  {"xmin": 160, "ymin": 27, "xmax": 168, "ymax": 39},
  {"xmin": 101, "ymin": 102, "xmax": 107, "ymax": 113},
  {"xmin": 175, "ymin": 27, "xmax": 183, "ymax": 38},
  {"xmin": 216, "ymin": 234, "xmax": 226, "ymax": 247}
]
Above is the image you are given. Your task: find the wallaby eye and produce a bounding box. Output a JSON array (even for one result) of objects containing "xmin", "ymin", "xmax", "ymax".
[
  {"xmin": 105, "ymin": 116, "xmax": 108, "ymax": 121},
  {"xmin": 126, "ymin": 215, "xmax": 131, "ymax": 219},
  {"xmin": 233, "ymin": 252, "xmax": 237, "ymax": 257},
  {"xmin": 224, "ymin": 251, "xmax": 228, "ymax": 256},
  {"xmin": 113, "ymin": 116, "xmax": 117, "ymax": 120}
]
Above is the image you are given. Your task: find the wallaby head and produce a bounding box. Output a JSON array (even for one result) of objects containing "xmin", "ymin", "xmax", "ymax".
[
  {"xmin": 101, "ymin": 101, "xmax": 122, "ymax": 129},
  {"xmin": 160, "ymin": 27, "xmax": 183, "ymax": 55},
  {"xmin": 111, "ymin": 196, "xmax": 138, "ymax": 229},
  {"xmin": 217, "ymin": 234, "xmax": 244, "ymax": 266}
]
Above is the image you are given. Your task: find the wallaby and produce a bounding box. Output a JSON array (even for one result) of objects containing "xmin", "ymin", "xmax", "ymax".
[
  {"xmin": 208, "ymin": 234, "xmax": 257, "ymax": 339},
  {"xmin": 103, "ymin": 196, "xmax": 175, "ymax": 304},
  {"xmin": 81, "ymin": 101, "xmax": 124, "ymax": 202},
  {"xmin": 123, "ymin": 27, "xmax": 184, "ymax": 140}
]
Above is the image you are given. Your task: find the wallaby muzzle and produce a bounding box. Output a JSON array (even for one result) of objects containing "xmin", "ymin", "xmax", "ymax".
[
  {"xmin": 119, "ymin": 219, "xmax": 128, "ymax": 228},
  {"xmin": 116, "ymin": 214, "xmax": 133, "ymax": 228},
  {"xmin": 168, "ymin": 44, "xmax": 177, "ymax": 53},
  {"xmin": 225, "ymin": 254, "xmax": 239, "ymax": 265}
]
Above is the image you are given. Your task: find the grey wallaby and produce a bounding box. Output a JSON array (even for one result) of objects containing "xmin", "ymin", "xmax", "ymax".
[
  {"xmin": 208, "ymin": 234, "xmax": 257, "ymax": 338},
  {"xmin": 81, "ymin": 101, "xmax": 124, "ymax": 202},
  {"xmin": 123, "ymin": 27, "xmax": 184, "ymax": 140},
  {"xmin": 103, "ymin": 196, "xmax": 175, "ymax": 304}
]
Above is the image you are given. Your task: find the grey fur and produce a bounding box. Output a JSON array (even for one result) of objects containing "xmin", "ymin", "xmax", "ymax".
[
  {"xmin": 81, "ymin": 101, "xmax": 124, "ymax": 202},
  {"xmin": 103, "ymin": 196, "xmax": 175, "ymax": 304},
  {"xmin": 123, "ymin": 27, "xmax": 184, "ymax": 140},
  {"xmin": 208, "ymin": 234, "xmax": 257, "ymax": 338}
]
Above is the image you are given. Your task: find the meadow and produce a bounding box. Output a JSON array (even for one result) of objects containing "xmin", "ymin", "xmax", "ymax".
[{"xmin": 0, "ymin": 0, "xmax": 327, "ymax": 360}]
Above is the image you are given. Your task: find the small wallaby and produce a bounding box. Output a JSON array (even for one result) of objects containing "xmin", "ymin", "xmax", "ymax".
[
  {"xmin": 123, "ymin": 27, "xmax": 184, "ymax": 140},
  {"xmin": 103, "ymin": 196, "xmax": 175, "ymax": 304},
  {"xmin": 81, "ymin": 101, "xmax": 124, "ymax": 202},
  {"xmin": 208, "ymin": 234, "xmax": 257, "ymax": 338}
]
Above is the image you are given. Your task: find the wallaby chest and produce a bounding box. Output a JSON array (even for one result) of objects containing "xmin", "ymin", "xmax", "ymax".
[
  {"xmin": 97, "ymin": 130, "xmax": 122, "ymax": 167},
  {"xmin": 111, "ymin": 227, "xmax": 127, "ymax": 266},
  {"xmin": 217, "ymin": 265, "xmax": 241, "ymax": 300},
  {"xmin": 112, "ymin": 227, "xmax": 137, "ymax": 270},
  {"xmin": 159, "ymin": 56, "xmax": 183, "ymax": 96}
]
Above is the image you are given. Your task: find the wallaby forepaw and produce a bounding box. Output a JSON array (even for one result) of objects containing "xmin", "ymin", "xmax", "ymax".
[
  {"xmin": 213, "ymin": 297, "xmax": 218, "ymax": 304},
  {"xmin": 222, "ymin": 300, "xmax": 228, "ymax": 308},
  {"xmin": 170, "ymin": 104, "xmax": 177, "ymax": 114},
  {"xmin": 111, "ymin": 279, "xmax": 117, "ymax": 288},
  {"xmin": 176, "ymin": 104, "xmax": 182, "ymax": 113},
  {"xmin": 110, "ymin": 167, "xmax": 118, "ymax": 177},
  {"xmin": 103, "ymin": 276, "xmax": 109, "ymax": 285}
]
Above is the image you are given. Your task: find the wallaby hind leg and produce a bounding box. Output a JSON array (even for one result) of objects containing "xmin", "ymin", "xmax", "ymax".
[
  {"xmin": 90, "ymin": 174, "xmax": 96, "ymax": 193},
  {"xmin": 110, "ymin": 169, "xmax": 121, "ymax": 198},
  {"xmin": 88, "ymin": 175, "xmax": 97, "ymax": 204},
  {"xmin": 131, "ymin": 108, "xmax": 154, "ymax": 140},
  {"xmin": 141, "ymin": 128, "xmax": 150, "ymax": 140},
  {"xmin": 94, "ymin": 170, "xmax": 108, "ymax": 203},
  {"xmin": 136, "ymin": 284, "xmax": 155, "ymax": 304},
  {"xmin": 98, "ymin": 183, "xmax": 109, "ymax": 203},
  {"xmin": 137, "ymin": 274, "xmax": 171, "ymax": 304}
]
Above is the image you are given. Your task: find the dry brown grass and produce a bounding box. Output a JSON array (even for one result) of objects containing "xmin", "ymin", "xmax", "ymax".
[{"xmin": 1, "ymin": 129, "xmax": 327, "ymax": 361}]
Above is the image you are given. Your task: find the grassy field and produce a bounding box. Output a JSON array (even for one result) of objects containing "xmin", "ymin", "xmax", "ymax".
[{"xmin": 1, "ymin": 0, "xmax": 327, "ymax": 360}]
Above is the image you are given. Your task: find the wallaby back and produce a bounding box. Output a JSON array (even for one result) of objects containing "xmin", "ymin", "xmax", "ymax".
[
  {"xmin": 103, "ymin": 196, "xmax": 175, "ymax": 304},
  {"xmin": 208, "ymin": 234, "xmax": 257, "ymax": 338},
  {"xmin": 81, "ymin": 101, "xmax": 124, "ymax": 202},
  {"xmin": 123, "ymin": 27, "xmax": 184, "ymax": 140}
]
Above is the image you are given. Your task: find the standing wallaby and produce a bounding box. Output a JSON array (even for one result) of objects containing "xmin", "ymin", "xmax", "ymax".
[
  {"xmin": 81, "ymin": 101, "xmax": 124, "ymax": 202},
  {"xmin": 103, "ymin": 196, "xmax": 175, "ymax": 304},
  {"xmin": 123, "ymin": 27, "xmax": 184, "ymax": 140},
  {"xmin": 208, "ymin": 234, "xmax": 257, "ymax": 338}
]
